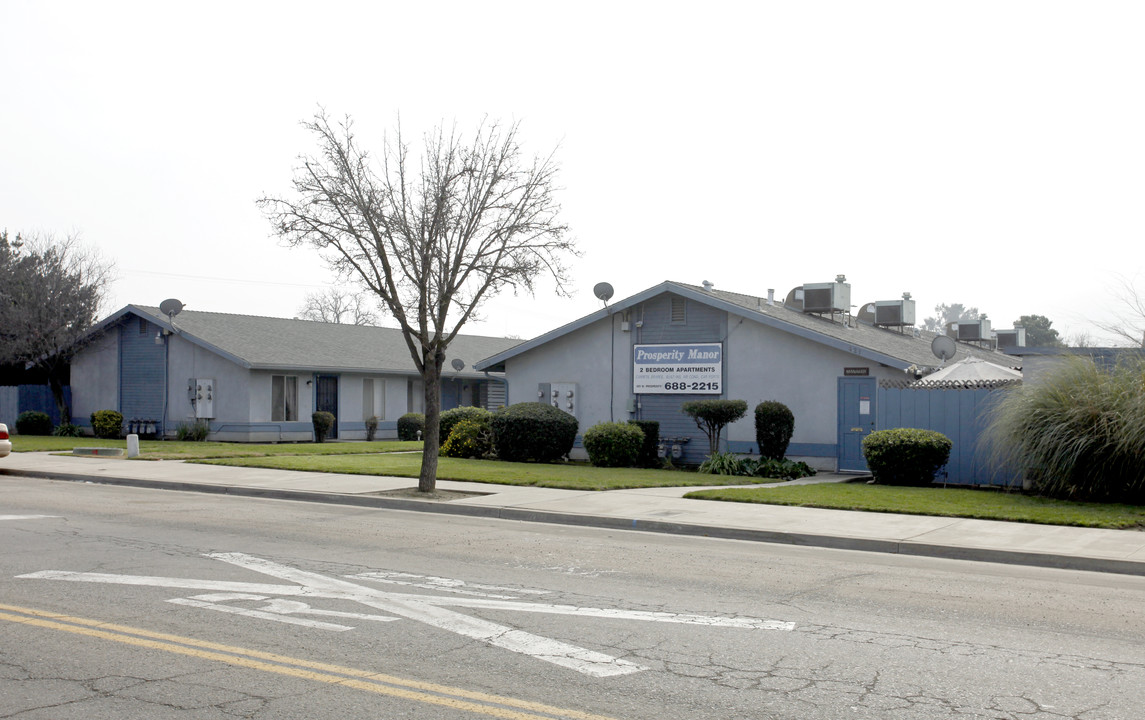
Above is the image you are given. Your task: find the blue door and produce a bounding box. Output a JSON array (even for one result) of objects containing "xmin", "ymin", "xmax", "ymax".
[{"xmin": 838, "ymin": 377, "xmax": 876, "ymax": 472}]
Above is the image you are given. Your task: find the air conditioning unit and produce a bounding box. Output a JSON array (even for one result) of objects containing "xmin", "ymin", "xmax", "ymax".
[
  {"xmin": 874, "ymin": 299, "xmax": 915, "ymax": 327},
  {"xmin": 994, "ymin": 327, "xmax": 1026, "ymax": 349},
  {"xmin": 953, "ymin": 318, "xmax": 991, "ymax": 341},
  {"xmin": 802, "ymin": 281, "xmax": 850, "ymax": 313}
]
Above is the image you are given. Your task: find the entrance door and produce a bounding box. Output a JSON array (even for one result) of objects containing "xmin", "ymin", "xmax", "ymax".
[
  {"xmin": 838, "ymin": 377, "xmax": 876, "ymax": 472},
  {"xmin": 315, "ymin": 375, "xmax": 339, "ymax": 439}
]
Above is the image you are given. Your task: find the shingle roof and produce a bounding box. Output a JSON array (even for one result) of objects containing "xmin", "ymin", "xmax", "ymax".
[
  {"xmin": 111, "ymin": 306, "xmax": 521, "ymax": 377},
  {"xmin": 475, "ymin": 280, "xmax": 1015, "ymax": 372}
]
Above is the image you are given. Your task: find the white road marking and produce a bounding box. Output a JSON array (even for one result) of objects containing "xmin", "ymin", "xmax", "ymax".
[
  {"xmin": 18, "ymin": 552, "xmax": 794, "ymax": 677},
  {"xmin": 0, "ymin": 515, "xmax": 60, "ymax": 521}
]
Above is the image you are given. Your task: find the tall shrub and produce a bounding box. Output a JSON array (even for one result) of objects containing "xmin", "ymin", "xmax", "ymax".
[
  {"xmin": 90, "ymin": 410, "xmax": 124, "ymax": 439},
  {"xmin": 312, "ymin": 411, "xmax": 335, "ymax": 443},
  {"xmin": 439, "ymin": 406, "xmax": 492, "ymax": 445},
  {"xmin": 681, "ymin": 399, "xmax": 748, "ymax": 456},
  {"xmin": 862, "ymin": 428, "xmax": 951, "ymax": 486},
  {"xmin": 490, "ymin": 402, "xmax": 577, "ymax": 463},
  {"xmin": 628, "ymin": 419, "xmax": 660, "ymax": 467},
  {"xmin": 16, "ymin": 410, "xmax": 53, "ymax": 436},
  {"xmin": 754, "ymin": 401, "xmax": 794, "ymax": 460},
  {"xmin": 583, "ymin": 422, "xmax": 644, "ymax": 467},
  {"xmin": 397, "ymin": 413, "xmax": 425, "ymax": 441},
  {"xmin": 983, "ymin": 355, "xmax": 1145, "ymax": 502}
]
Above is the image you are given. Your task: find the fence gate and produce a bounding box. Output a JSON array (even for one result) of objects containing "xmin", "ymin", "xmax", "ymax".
[{"xmin": 876, "ymin": 378, "xmax": 1019, "ymax": 487}]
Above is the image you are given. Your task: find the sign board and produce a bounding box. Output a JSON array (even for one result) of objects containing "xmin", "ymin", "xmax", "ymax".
[
  {"xmin": 843, "ymin": 367, "xmax": 869, "ymax": 376},
  {"xmin": 633, "ymin": 343, "xmax": 722, "ymax": 394}
]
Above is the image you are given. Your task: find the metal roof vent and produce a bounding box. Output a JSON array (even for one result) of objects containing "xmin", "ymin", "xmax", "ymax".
[{"xmin": 701, "ymin": 280, "xmax": 714, "ymax": 292}]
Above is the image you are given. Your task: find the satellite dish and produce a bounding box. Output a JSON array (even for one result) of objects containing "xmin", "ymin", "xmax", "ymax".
[
  {"xmin": 931, "ymin": 335, "xmax": 957, "ymax": 365},
  {"xmin": 159, "ymin": 298, "xmax": 184, "ymax": 317},
  {"xmin": 451, "ymin": 358, "xmax": 465, "ymax": 372},
  {"xmin": 593, "ymin": 282, "xmax": 614, "ymax": 305}
]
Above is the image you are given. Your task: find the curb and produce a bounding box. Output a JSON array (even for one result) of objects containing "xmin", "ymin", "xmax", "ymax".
[{"xmin": 5, "ymin": 467, "xmax": 1145, "ymax": 578}]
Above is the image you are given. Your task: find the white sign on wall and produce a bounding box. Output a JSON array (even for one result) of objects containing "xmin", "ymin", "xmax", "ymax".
[{"xmin": 633, "ymin": 343, "xmax": 722, "ymax": 394}]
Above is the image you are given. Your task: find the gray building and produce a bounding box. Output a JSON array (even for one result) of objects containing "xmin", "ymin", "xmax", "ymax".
[
  {"xmin": 475, "ymin": 280, "xmax": 1014, "ymax": 471},
  {"xmin": 71, "ymin": 305, "xmax": 519, "ymax": 441}
]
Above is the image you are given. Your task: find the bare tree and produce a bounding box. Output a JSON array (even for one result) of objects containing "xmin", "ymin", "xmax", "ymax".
[
  {"xmin": 297, "ymin": 288, "xmax": 379, "ymax": 325},
  {"xmin": 1095, "ymin": 277, "xmax": 1145, "ymax": 347},
  {"xmin": 0, "ymin": 230, "xmax": 114, "ymax": 422},
  {"xmin": 259, "ymin": 111, "xmax": 575, "ymax": 491}
]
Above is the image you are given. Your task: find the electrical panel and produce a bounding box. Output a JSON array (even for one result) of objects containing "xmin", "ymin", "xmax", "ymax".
[
  {"xmin": 189, "ymin": 377, "xmax": 215, "ymax": 419},
  {"xmin": 548, "ymin": 382, "xmax": 577, "ymax": 417}
]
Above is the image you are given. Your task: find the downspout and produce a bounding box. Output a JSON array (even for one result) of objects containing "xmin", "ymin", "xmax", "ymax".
[{"xmin": 161, "ymin": 332, "xmax": 169, "ymax": 438}]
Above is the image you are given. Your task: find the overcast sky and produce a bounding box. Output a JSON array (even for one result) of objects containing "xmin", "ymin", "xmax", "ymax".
[{"xmin": 3, "ymin": 1, "xmax": 1142, "ymax": 346}]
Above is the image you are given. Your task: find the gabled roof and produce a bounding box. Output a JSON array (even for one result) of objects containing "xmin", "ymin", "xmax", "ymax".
[
  {"xmin": 89, "ymin": 305, "xmax": 521, "ymax": 377},
  {"xmin": 475, "ymin": 281, "xmax": 1014, "ymax": 372}
]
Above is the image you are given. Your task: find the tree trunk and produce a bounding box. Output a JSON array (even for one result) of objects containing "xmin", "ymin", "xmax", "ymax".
[
  {"xmin": 47, "ymin": 369, "xmax": 71, "ymax": 426},
  {"xmin": 418, "ymin": 353, "xmax": 445, "ymax": 493}
]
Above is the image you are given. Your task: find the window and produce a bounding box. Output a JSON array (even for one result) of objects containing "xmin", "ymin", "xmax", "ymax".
[{"xmin": 271, "ymin": 375, "xmax": 298, "ymax": 422}]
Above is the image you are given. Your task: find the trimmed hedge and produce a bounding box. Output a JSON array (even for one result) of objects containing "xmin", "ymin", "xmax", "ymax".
[
  {"xmin": 754, "ymin": 401, "xmax": 794, "ymax": 460},
  {"xmin": 862, "ymin": 428, "xmax": 952, "ymax": 486},
  {"xmin": 583, "ymin": 422, "xmax": 645, "ymax": 467},
  {"xmin": 628, "ymin": 419, "xmax": 661, "ymax": 467},
  {"xmin": 312, "ymin": 411, "xmax": 335, "ymax": 443},
  {"xmin": 90, "ymin": 410, "xmax": 124, "ymax": 439},
  {"xmin": 15, "ymin": 410, "xmax": 53, "ymax": 436},
  {"xmin": 397, "ymin": 413, "xmax": 425, "ymax": 441},
  {"xmin": 439, "ymin": 407, "xmax": 493, "ymax": 445},
  {"xmin": 491, "ymin": 402, "xmax": 578, "ymax": 463}
]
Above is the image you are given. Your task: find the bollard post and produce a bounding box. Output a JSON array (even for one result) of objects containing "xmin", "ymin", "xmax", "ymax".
[{"xmin": 126, "ymin": 433, "xmax": 140, "ymax": 458}]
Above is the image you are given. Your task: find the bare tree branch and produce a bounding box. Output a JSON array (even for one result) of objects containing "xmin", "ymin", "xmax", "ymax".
[
  {"xmin": 259, "ymin": 111, "xmax": 576, "ymax": 491},
  {"xmin": 296, "ymin": 288, "xmax": 380, "ymax": 326}
]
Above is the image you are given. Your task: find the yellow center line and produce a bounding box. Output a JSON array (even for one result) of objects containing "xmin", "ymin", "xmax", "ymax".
[{"xmin": 0, "ymin": 603, "xmax": 622, "ymax": 720}]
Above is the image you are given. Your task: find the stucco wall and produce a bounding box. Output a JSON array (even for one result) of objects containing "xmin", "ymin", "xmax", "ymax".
[
  {"xmin": 165, "ymin": 336, "xmax": 252, "ymax": 431},
  {"xmin": 70, "ymin": 330, "xmax": 119, "ymax": 422}
]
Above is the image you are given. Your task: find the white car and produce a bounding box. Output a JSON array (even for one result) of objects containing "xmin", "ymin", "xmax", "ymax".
[{"xmin": 0, "ymin": 423, "xmax": 10, "ymax": 458}]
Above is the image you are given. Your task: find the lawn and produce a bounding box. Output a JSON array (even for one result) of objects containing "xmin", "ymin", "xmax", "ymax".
[
  {"xmin": 193, "ymin": 454, "xmax": 783, "ymax": 491},
  {"xmin": 14, "ymin": 436, "xmax": 422, "ymax": 460},
  {"xmin": 683, "ymin": 483, "xmax": 1145, "ymax": 529}
]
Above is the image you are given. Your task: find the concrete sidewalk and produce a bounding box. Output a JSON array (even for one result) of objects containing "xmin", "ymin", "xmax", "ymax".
[{"xmin": 4, "ymin": 452, "xmax": 1145, "ymax": 576}]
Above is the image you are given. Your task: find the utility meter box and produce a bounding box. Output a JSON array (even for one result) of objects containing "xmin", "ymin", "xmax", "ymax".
[{"xmin": 189, "ymin": 377, "xmax": 215, "ymax": 418}]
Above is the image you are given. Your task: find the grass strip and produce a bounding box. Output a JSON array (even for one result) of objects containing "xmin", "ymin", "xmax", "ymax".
[
  {"xmin": 193, "ymin": 454, "xmax": 785, "ymax": 491},
  {"xmin": 683, "ymin": 483, "xmax": 1145, "ymax": 529},
  {"xmin": 16, "ymin": 437, "xmax": 422, "ymax": 460}
]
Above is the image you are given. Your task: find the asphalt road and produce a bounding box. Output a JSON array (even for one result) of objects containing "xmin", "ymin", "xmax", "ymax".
[{"xmin": 3, "ymin": 475, "xmax": 1145, "ymax": 720}]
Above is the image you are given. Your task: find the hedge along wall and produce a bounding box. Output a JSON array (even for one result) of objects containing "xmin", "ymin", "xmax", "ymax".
[{"xmin": 876, "ymin": 379, "xmax": 1018, "ymax": 487}]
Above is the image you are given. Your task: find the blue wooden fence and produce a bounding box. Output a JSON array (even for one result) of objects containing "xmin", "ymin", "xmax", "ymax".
[
  {"xmin": 876, "ymin": 379, "xmax": 1018, "ymax": 487},
  {"xmin": 0, "ymin": 385, "xmax": 72, "ymax": 429}
]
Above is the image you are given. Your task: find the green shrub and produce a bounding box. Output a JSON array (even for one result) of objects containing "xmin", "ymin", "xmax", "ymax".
[
  {"xmin": 490, "ymin": 402, "xmax": 578, "ymax": 463},
  {"xmin": 742, "ymin": 457, "xmax": 817, "ymax": 480},
  {"xmin": 682, "ymin": 399, "xmax": 748, "ymax": 455},
  {"xmin": 51, "ymin": 421, "xmax": 84, "ymax": 437},
  {"xmin": 583, "ymin": 422, "xmax": 645, "ymax": 467},
  {"xmin": 16, "ymin": 410, "xmax": 53, "ymax": 436},
  {"xmin": 397, "ymin": 412, "xmax": 425, "ymax": 441},
  {"xmin": 365, "ymin": 416, "xmax": 378, "ymax": 442},
  {"xmin": 312, "ymin": 411, "xmax": 336, "ymax": 443},
  {"xmin": 175, "ymin": 419, "xmax": 211, "ymax": 441},
  {"xmin": 439, "ymin": 406, "xmax": 492, "ymax": 445},
  {"xmin": 697, "ymin": 450, "xmax": 745, "ymax": 475},
  {"xmin": 440, "ymin": 418, "xmax": 495, "ymax": 459},
  {"xmin": 754, "ymin": 401, "xmax": 795, "ymax": 460},
  {"xmin": 90, "ymin": 410, "xmax": 124, "ymax": 439},
  {"xmin": 862, "ymin": 428, "xmax": 952, "ymax": 486},
  {"xmin": 983, "ymin": 355, "xmax": 1145, "ymax": 502},
  {"xmin": 628, "ymin": 419, "xmax": 661, "ymax": 467}
]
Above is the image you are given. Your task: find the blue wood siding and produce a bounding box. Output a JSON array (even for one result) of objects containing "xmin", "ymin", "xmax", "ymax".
[
  {"xmin": 119, "ymin": 318, "xmax": 166, "ymax": 428},
  {"xmin": 633, "ymin": 293, "xmax": 726, "ymax": 464},
  {"xmin": 877, "ymin": 385, "xmax": 1015, "ymax": 487},
  {"xmin": 15, "ymin": 385, "xmax": 71, "ymax": 425}
]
